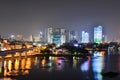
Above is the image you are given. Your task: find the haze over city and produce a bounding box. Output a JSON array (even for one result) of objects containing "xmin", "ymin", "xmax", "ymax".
[
  {"xmin": 0, "ymin": 0, "xmax": 120, "ymax": 41},
  {"xmin": 1, "ymin": 1, "xmax": 120, "ymax": 80}
]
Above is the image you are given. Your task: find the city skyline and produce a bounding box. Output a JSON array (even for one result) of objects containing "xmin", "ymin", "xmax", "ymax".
[{"xmin": 0, "ymin": 0, "xmax": 120, "ymax": 41}]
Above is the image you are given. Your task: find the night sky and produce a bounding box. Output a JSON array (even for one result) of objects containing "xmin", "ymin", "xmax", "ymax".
[{"xmin": 0, "ymin": 0, "xmax": 120, "ymax": 41}]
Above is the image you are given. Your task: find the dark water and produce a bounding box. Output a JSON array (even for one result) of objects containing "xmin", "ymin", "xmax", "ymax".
[{"xmin": 0, "ymin": 52, "xmax": 120, "ymax": 80}]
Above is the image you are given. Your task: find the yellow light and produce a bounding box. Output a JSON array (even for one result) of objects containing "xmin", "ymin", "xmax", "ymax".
[
  {"xmin": 3, "ymin": 39, "xmax": 7, "ymax": 43},
  {"xmin": 41, "ymin": 59, "xmax": 46, "ymax": 66},
  {"xmin": 14, "ymin": 59, "xmax": 19, "ymax": 70},
  {"xmin": 8, "ymin": 60, "xmax": 12, "ymax": 72}
]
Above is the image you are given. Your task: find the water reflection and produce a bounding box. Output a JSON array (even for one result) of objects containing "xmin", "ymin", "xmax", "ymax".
[
  {"xmin": 73, "ymin": 57, "xmax": 77, "ymax": 69},
  {"xmin": 92, "ymin": 52, "xmax": 104, "ymax": 80},
  {"xmin": 25, "ymin": 58, "xmax": 32, "ymax": 69},
  {"xmin": 118, "ymin": 55, "xmax": 120, "ymax": 71},
  {"xmin": 0, "ymin": 57, "xmax": 32, "ymax": 77},
  {"xmin": 0, "ymin": 78, "xmax": 16, "ymax": 80},
  {"xmin": 21, "ymin": 59, "xmax": 26, "ymax": 70},
  {"xmin": 81, "ymin": 56, "xmax": 90, "ymax": 71},
  {"xmin": 14, "ymin": 59, "xmax": 19, "ymax": 70},
  {"xmin": 55, "ymin": 57, "xmax": 65, "ymax": 71},
  {"xmin": 0, "ymin": 51, "xmax": 120, "ymax": 80},
  {"xmin": 41, "ymin": 58, "xmax": 46, "ymax": 67},
  {"xmin": 8, "ymin": 60, "xmax": 12, "ymax": 72},
  {"xmin": 81, "ymin": 56, "xmax": 91, "ymax": 80}
]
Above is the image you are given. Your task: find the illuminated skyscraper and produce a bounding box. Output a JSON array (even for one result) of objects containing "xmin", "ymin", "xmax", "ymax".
[
  {"xmin": 53, "ymin": 28, "xmax": 61, "ymax": 46},
  {"xmin": 69, "ymin": 31, "xmax": 78, "ymax": 42},
  {"xmin": 94, "ymin": 26, "xmax": 103, "ymax": 43},
  {"xmin": 81, "ymin": 31, "xmax": 89, "ymax": 43},
  {"xmin": 32, "ymin": 34, "xmax": 40, "ymax": 42},
  {"xmin": 47, "ymin": 27, "xmax": 53, "ymax": 43},
  {"xmin": 47, "ymin": 27, "xmax": 66, "ymax": 46},
  {"xmin": 29, "ymin": 35, "xmax": 34, "ymax": 42},
  {"xmin": 61, "ymin": 29, "xmax": 66, "ymax": 44}
]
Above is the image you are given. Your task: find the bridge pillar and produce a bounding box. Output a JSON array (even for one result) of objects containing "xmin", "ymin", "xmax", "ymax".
[
  {"xmin": 18, "ymin": 54, "xmax": 22, "ymax": 72},
  {"xmin": 12, "ymin": 53, "xmax": 15, "ymax": 62},
  {"xmin": 1, "ymin": 56, "xmax": 5, "ymax": 68},
  {"xmin": 18, "ymin": 52, "xmax": 22, "ymax": 73},
  {"xmin": 0, "ymin": 56, "xmax": 5, "ymax": 77},
  {"xmin": 11, "ymin": 54, "xmax": 15, "ymax": 70}
]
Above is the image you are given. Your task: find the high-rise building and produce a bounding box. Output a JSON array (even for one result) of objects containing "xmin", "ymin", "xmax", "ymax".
[
  {"xmin": 29, "ymin": 35, "xmax": 33, "ymax": 41},
  {"xmin": 94, "ymin": 26, "xmax": 103, "ymax": 43},
  {"xmin": 47, "ymin": 27, "xmax": 53, "ymax": 43},
  {"xmin": 33, "ymin": 34, "xmax": 40, "ymax": 42},
  {"xmin": 61, "ymin": 29, "xmax": 66, "ymax": 44},
  {"xmin": 47, "ymin": 27, "xmax": 66, "ymax": 46},
  {"xmin": 69, "ymin": 30, "xmax": 78, "ymax": 42},
  {"xmin": 81, "ymin": 31, "xmax": 89, "ymax": 43},
  {"xmin": 39, "ymin": 31, "xmax": 44, "ymax": 42},
  {"xmin": 53, "ymin": 28, "xmax": 61, "ymax": 46}
]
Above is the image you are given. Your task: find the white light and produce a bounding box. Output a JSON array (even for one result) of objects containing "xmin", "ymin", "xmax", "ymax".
[
  {"xmin": 11, "ymin": 35, "xmax": 15, "ymax": 38},
  {"xmin": 40, "ymin": 32, "xmax": 43, "ymax": 35},
  {"xmin": 38, "ymin": 44, "xmax": 41, "ymax": 46},
  {"xmin": 81, "ymin": 61, "xmax": 89, "ymax": 71},
  {"xmin": 33, "ymin": 43, "xmax": 36, "ymax": 45},
  {"xmin": 74, "ymin": 44, "xmax": 78, "ymax": 47},
  {"xmin": 98, "ymin": 26, "xmax": 102, "ymax": 28}
]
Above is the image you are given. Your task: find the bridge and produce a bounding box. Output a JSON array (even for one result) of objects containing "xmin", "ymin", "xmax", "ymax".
[
  {"xmin": 0, "ymin": 47, "xmax": 37, "ymax": 77},
  {"xmin": 0, "ymin": 48, "xmax": 33, "ymax": 56}
]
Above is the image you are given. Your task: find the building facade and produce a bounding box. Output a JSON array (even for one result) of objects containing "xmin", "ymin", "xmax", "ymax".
[
  {"xmin": 94, "ymin": 26, "xmax": 103, "ymax": 43},
  {"xmin": 81, "ymin": 31, "xmax": 89, "ymax": 43},
  {"xmin": 47, "ymin": 27, "xmax": 66, "ymax": 46}
]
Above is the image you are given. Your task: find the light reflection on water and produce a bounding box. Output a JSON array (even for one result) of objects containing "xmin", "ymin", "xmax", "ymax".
[
  {"xmin": 80, "ymin": 56, "xmax": 91, "ymax": 80},
  {"xmin": 81, "ymin": 56, "xmax": 91, "ymax": 72},
  {"xmin": 0, "ymin": 51, "xmax": 120, "ymax": 80},
  {"xmin": 92, "ymin": 55, "xmax": 104, "ymax": 80},
  {"xmin": 118, "ymin": 55, "xmax": 120, "ymax": 71}
]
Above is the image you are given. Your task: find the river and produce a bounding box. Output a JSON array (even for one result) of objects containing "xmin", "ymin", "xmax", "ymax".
[{"xmin": 0, "ymin": 51, "xmax": 120, "ymax": 80}]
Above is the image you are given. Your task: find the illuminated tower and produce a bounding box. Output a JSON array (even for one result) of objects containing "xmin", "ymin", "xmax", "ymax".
[
  {"xmin": 52, "ymin": 28, "xmax": 66, "ymax": 46},
  {"xmin": 47, "ymin": 27, "xmax": 53, "ymax": 43},
  {"xmin": 30, "ymin": 35, "xmax": 34, "ymax": 42},
  {"xmin": 94, "ymin": 26, "xmax": 103, "ymax": 43},
  {"xmin": 69, "ymin": 31, "xmax": 78, "ymax": 42},
  {"xmin": 47, "ymin": 27, "xmax": 66, "ymax": 46},
  {"xmin": 53, "ymin": 28, "xmax": 61, "ymax": 46},
  {"xmin": 61, "ymin": 28, "xmax": 66, "ymax": 44},
  {"xmin": 81, "ymin": 31, "xmax": 89, "ymax": 43}
]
